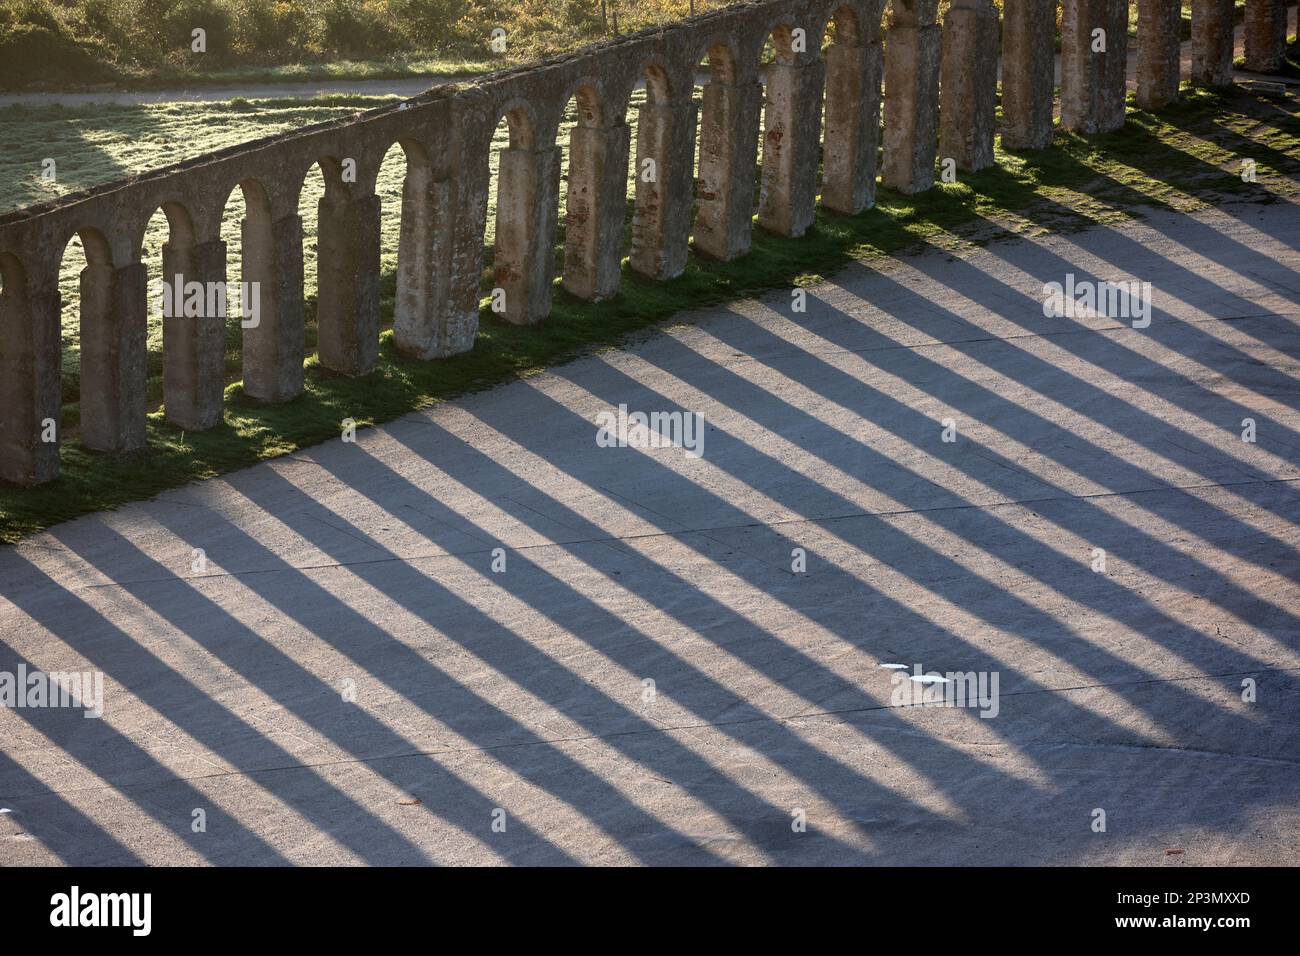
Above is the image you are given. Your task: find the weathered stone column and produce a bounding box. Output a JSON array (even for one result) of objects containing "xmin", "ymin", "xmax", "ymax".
[
  {"xmin": 1137, "ymin": 0, "xmax": 1182, "ymax": 109},
  {"xmin": 1001, "ymin": 0, "xmax": 1057, "ymax": 150},
  {"xmin": 316, "ymin": 191, "xmax": 381, "ymax": 376},
  {"xmin": 242, "ymin": 213, "xmax": 304, "ymax": 403},
  {"xmin": 693, "ymin": 77, "xmax": 762, "ymax": 261},
  {"xmin": 79, "ymin": 260, "xmax": 147, "ymax": 454},
  {"xmin": 162, "ymin": 238, "xmax": 227, "ymax": 431},
  {"xmin": 821, "ymin": 33, "xmax": 883, "ymax": 214},
  {"xmin": 1191, "ymin": 0, "xmax": 1236, "ymax": 87},
  {"xmin": 1060, "ymin": 0, "xmax": 1130, "ymax": 133},
  {"xmin": 442, "ymin": 124, "xmax": 492, "ymax": 355},
  {"xmin": 1244, "ymin": 0, "xmax": 1289, "ymax": 72},
  {"xmin": 882, "ymin": 13, "xmax": 942, "ymax": 194},
  {"xmin": 631, "ymin": 99, "xmax": 697, "ymax": 279},
  {"xmin": 0, "ymin": 260, "xmax": 61, "ymax": 485},
  {"xmin": 758, "ymin": 57, "xmax": 825, "ymax": 238},
  {"xmin": 392, "ymin": 161, "xmax": 455, "ymax": 359},
  {"xmin": 939, "ymin": 0, "xmax": 1000, "ymax": 172},
  {"xmin": 493, "ymin": 143, "xmax": 561, "ymax": 324},
  {"xmin": 563, "ymin": 119, "xmax": 632, "ymax": 301}
]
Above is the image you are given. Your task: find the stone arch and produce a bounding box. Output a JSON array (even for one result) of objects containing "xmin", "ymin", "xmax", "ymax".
[
  {"xmin": 761, "ymin": 21, "xmax": 803, "ymax": 65},
  {"xmin": 642, "ymin": 60, "xmax": 673, "ymax": 106},
  {"xmin": 496, "ymin": 100, "xmax": 539, "ymax": 150},
  {"xmin": 822, "ymin": 3, "xmax": 865, "ymax": 46}
]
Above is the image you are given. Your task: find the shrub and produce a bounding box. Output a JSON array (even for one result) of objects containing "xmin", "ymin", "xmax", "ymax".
[
  {"xmin": 0, "ymin": 0, "xmax": 115, "ymax": 86},
  {"xmin": 319, "ymin": 0, "xmax": 397, "ymax": 58}
]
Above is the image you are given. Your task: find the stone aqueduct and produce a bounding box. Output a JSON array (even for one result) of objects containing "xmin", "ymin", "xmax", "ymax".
[{"xmin": 0, "ymin": 0, "xmax": 1291, "ymax": 487}]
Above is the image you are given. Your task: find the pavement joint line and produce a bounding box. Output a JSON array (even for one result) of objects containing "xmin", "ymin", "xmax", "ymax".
[
  {"xmin": 11, "ymin": 666, "xmax": 1300, "ymax": 804},
  {"xmin": 71, "ymin": 474, "xmax": 1300, "ymax": 592}
]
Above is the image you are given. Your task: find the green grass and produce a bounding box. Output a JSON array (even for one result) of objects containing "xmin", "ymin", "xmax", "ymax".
[{"xmin": 1, "ymin": 82, "xmax": 1298, "ymax": 541}]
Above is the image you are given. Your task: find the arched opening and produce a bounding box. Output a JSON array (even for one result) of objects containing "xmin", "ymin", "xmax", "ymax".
[
  {"xmin": 377, "ymin": 141, "xmax": 413, "ymax": 335},
  {"xmin": 140, "ymin": 206, "xmax": 170, "ymax": 400},
  {"xmin": 297, "ymin": 160, "xmax": 332, "ymax": 357}
]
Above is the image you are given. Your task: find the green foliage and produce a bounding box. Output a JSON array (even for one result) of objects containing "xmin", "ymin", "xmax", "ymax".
[
  {"xmin": 0, "ymin": 0, "xmax": 114, "ymax": 86},
  {"xmin": 1, "ymin": 0, "xmax": 727, "ymax": 88}
]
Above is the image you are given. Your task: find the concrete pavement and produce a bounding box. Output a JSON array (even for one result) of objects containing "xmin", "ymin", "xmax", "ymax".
[{"xmin": 0, "ymin": 199, "xmax": 1297, "ymax": 865}]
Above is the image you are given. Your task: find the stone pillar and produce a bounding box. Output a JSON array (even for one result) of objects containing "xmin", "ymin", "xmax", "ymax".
[
  {"xmin": 493, "ymin": 144, "xmax": 561, "ymax": 325},
  {"xmin": 693, "ymin": 77, "xmax": 762, "ymax": 261},
  {"xmin": 162, "ymin": 238, "xmax": 226, "ymax": 431},
  {"xmin": 563, "ymin": 119, "xmax": 632, "ymax": 301},
  {"xmin": 1001, "ymin": 0, "xmax": 1057, "ymax": 150},
  {"xmin": 316, "ymin": 191, "xmax": 381, "ymax": 376},
  {"xmin": 1137, "ymin": 0, "xmax": 1182, "ymax": 109},
  {"xmin": 79, "ymin": 260, "xmax": 147, "ymax": 453},
  {"xmin": 631, "ymin": 99, "xmax": 697, "ymax": 279},
  {"xmin": 392, "ymin": 159, "xmax": 454, "ymax": 359},
  {"xmin": 440, "ymin": 126, "xmax": 492, "ymax": 356},
  {"xmin": 939, "ymin": 0, "xmax": 1000, "ymax": 172},
  {"xmin": 758, "ymin": 57, "xmax": 825, "ymax": 238},
  {"xmin": 0, "ymin": 261, "xmax": 61, "ymax": 485},
  {"xmin": 1244, "ymin": 0, "xmax": 1289, "ymax": 72},
  {"xmin": 1060, "ymin": 0, "xmax": 1130, "ymax": 133},
  {"xmin": 242, "ymin": 214, "xmax": 304, "ymax": 403},
  {"xmin": 1191, "ymin": 0, "xmax": 1236, "ymax": 87},
  {"xmin": 882, "ymin": 19, "xmax": 942, "ymax": 194},
  {"xmin": 821, "ymin": 35, "xmax": 883, "ymax": 214}
]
